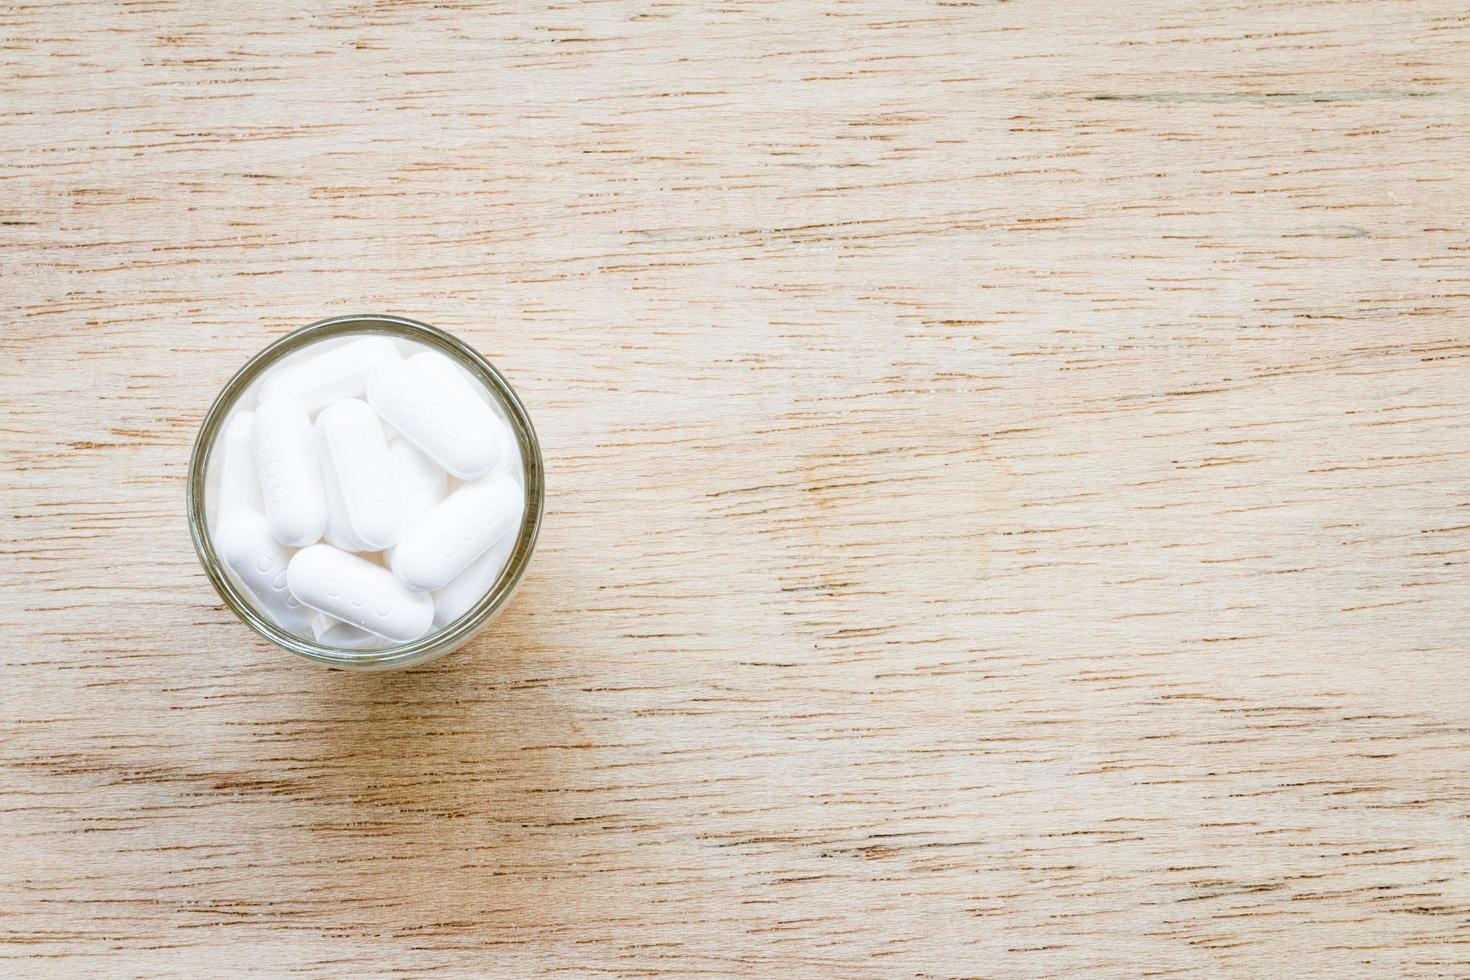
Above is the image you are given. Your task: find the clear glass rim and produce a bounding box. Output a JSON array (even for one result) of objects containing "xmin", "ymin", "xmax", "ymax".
[{"xmin": 186, "ymin": 314, "xmax": 545, "ymax": 671}]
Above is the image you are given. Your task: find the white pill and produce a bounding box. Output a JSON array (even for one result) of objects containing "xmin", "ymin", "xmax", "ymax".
[
  {"xmin": 432, "ymin": 524, "xmax": 518, "ymax": 628},
  {"xmin": 312, "ymin": 613, "xmax": 393, "ymax": 650},
  {"xmin": 258, "ymin": 336, "xmax": 399, "ymax": 416},
  {"xmin": 390, "ymin": 438, "xmax": 447, "ymax": 522},
  {"xmin": 316, "ymin": 420, "xmax": 370, "ymax": 552},
  {"xmin": 366, "ymin": 358, "xmax": 500, "ymax": 479},
  {"xmin": 215, "ymin": 411, "xmax": 263, "ymax": 522},
  {"xmin": 391, "ymin": 474, "xmax": 523, "ymax": 592},
  {"xmin": 494, "ymin": 423, "xmax": 520, "ymax": 480},
  {"xmin": 253, "ymin": 400, "xmax": 327, "ymax": 547},
  {"xmin": 408, "ymin": 350, "xmax": 489, "ymax": 406},
  {"xmin": 410, "ymin": 351, "xmax": 521, "ymax": 479},
  {"xmin": 317, "ymin": 398, "xmax": 403, "ymax": 550},
  {"xmin": 288, "ymin": 544, "xmax": 434, "ymax": 643},
  {"xmin": 213, "ymin": 511, "xmax": 315, "ymax": 634}
]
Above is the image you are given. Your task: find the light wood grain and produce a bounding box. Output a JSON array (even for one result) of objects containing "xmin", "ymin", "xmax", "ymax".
[{"xmin": 3, "ymin": 0, "xmax": 1469, "ymax": 976}]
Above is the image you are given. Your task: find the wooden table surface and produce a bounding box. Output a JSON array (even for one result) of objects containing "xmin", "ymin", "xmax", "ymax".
[{"xmin": 3, "ymin": 1, "xmax": 1468, "ymax": 976}]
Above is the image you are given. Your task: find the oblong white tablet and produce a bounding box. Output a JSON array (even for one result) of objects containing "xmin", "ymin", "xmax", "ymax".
[
  {"xmin": 312, "ymin": 613, "xmax": 393, "ymax": 650},
  {"xmin": 213, "ymin": 511, "xmax": 315, "ymax": 634},
  {"xmin": 495, "ymin": 423, "xmax": 521, "ymax": 480},
  {"xmin": 253, "ymin": 400, "xmax": 327, "ymax": 547},
  {"xmin": 288, "ymin": 544, "xmax": 434, "ymax": 643},
  {"xmin": 316, "ymin": 420, "xmax": 370, "ymax": 552},
  {"xmin": 391, "ymin": 474, "xmax": 523, "ymax": 592},
  {"xmin": 390, "ymin": 438, "xmax": 447, "ymax": 522},
  {"xmin": 410, "ymin": 350, "xmax": 521, "ymax": 479},
  {"xmin": 408, "ymin": 350, "xmax": 488, "ymax": 405},
  {"xmin": 258, "ymin": 336, "xmax": 399, "ymax": 416},
  {"xmin": 366, "ymin": 358, "xmax": 500, "ymax": 479},
  {"xmin": 318, "ymin": 398, "xmax": 403, "ymax": 550},
  {"xmin": 432, "ymin": 523, "xmax": 519, "ymax": 628},
  {"xmin": 215, "ymin": 411, "xmax": 263, "ymax": 522}
]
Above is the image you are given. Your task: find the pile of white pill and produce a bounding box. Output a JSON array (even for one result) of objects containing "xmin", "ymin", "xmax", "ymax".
[{"xmin": 207, "ymin": 334, "xmax": 525, "ymax": 650}]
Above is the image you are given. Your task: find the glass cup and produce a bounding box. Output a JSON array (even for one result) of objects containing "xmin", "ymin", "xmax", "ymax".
[{"xmin": 186, "ymin": 314, "xmax": 543, "ymax": 670}]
